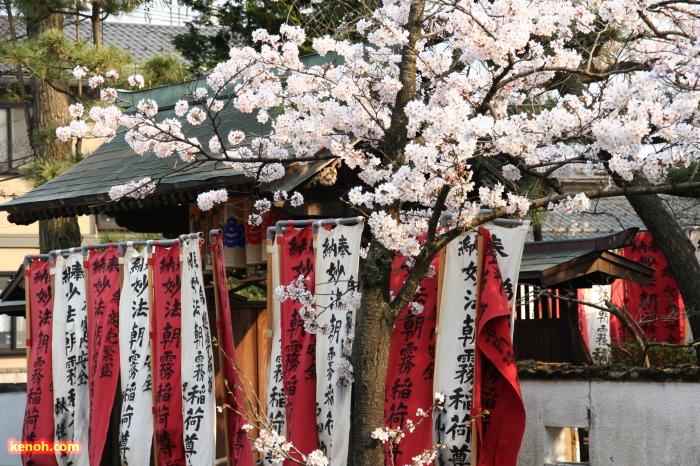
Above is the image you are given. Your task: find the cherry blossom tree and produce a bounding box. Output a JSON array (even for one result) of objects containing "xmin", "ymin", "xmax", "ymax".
[{"xmin": 58, "ymin": 1, "xmax": 700, "ymax": 463}]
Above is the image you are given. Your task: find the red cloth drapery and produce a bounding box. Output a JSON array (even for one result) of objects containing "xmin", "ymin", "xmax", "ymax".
[
  {"xmin": 152, "ymin": 245, "xmax": 187, "ymax": 465},
  {"xmin": 211, "ymin": 234, "xmax": 254, "ymax": 465},
  {"xmin": 86, "ymin": 247, "xmax": 121, "ymax": 465},
  {"xmin": 384, "ymin": 253, "xmax": 439, "ymax": 465},
  {"xmin": 611, "ymin": 232, "xmax": 684, "ymax": 344},
  {"xmin": 22, "ymin": 259, "xmax": 58, "ymax": 466},
  {"xmin": 278, "ymin": 226, "xmax": 320, "ymax": 464}
]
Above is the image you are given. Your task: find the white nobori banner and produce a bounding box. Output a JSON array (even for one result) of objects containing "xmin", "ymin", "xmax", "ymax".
[
  {"xmin": 181, "ymin": 240, "xmax": 216, "ymax": 465},
  {"xmin": 314, "ymin": 224, "xmax": 363, "ymax": 466},
  {"xmin": 118, "ymin": 247, "xmax": 153, "ymax": 466},
  {"xmin": 52, "ymin": 253, "xmax": 90, "ymax": 466},
  {"xmin": 265, "ymin": 237, "xmax": 286, "ymax": 465},
  {"xmin": 433, "ymin": 232, "xmax": 479, "ymax": 466}
]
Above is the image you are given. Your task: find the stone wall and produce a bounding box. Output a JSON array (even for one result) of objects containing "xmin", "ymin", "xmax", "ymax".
[{"xmin": 518, "ymin": 378, "xmax": 700, "ymax": 465}]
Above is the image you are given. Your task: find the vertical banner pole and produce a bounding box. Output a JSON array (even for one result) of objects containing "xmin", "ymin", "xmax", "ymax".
[
  {"xmin": 24, "ymin": 260, "xmax": 31, "ymax": 375},
  {"xmin": 211, "ymin": 238, "xmax": 233, "ymax": 466},
  {"xmin": 472, "ymin": 232, "xmax": 485, "ymax": 466},
  {"xmin": 147, "ymin": 246, "xmax": 161, "ymax": 466},
  {"xmin": 264, "ymin": 236, "xmax": 274, "ymax": 420}
]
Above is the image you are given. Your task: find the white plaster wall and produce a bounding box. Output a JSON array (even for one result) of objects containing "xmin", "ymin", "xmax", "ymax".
[
  {"xmin": 518, "ymin": 379, "xmax": 700, "ymax": 466},
  {"xmin": 0, "ymin": 392, "xmax": 25, "ymax": 466}
]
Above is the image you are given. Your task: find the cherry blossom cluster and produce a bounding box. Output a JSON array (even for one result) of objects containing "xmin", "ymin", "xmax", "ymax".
[
  {"xmin": 244, "ymin": 425, "xmax": 329, "ymax": 466},
  {"xmin": 249, "ymin": 427, "xmax": 292, "ymax": 463},
  {"xmin": 273, "ymin": 276, "xmax": 329, "ymax": 335},
  {"xmin": 108, "ymin": 177, "xmax": 156, "ymax": 200},
  {"xmin": 547, "ymin": 193, "xmax": 591, "ymax": 215},
  {"xmin": 371, "ymin": 427, "xmax": 405, "ymax": 444},
  {"xmin": 335, "ymin": 290, "xmax": 362, "ymax": 312},
  {"xmin": 336, "ymin": 357, "xmax": 354, "ymax": 384},
  {"xmin": 56, "ymin": 1, "xmax": 700, "ymax": 253},
  {"xmin": 196, "ymin": 188, "xmax": 228, "ymax": 211}
]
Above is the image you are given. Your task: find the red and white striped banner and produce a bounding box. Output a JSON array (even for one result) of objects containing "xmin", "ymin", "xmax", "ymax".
[
  {"xmin": 315, "ymin": 224, "xmax": 363, "ymax": 466},
  {"xmin": 118, "ymin": 247, "xmax": 153, "ymax": 466},
  {"xmin": 52, "ymin": 253, "xmax": 89, "ymax": 466},
  {"xmin": 181, "ymin": 239, "xmax": 216, "ymax": 464},
  {"xmin": 385, "ymin": 252, "xmax": 440, "ymax": 465},
  {"xmin": 278, "ymin": 225, "xmax": 319, "ymax": 464},
  {"xmin": 86, "ymin": 247, "xmax": 121, "ymax": 465},
  {"xmin": 152, "ymin": 244, "xmax": 187, "ymax": 465},
  {"xmin": 471, "ymin": 228, "xmax": 526, "ymax": 466},
  {"xmin": 433, "ymin": 223, "xmax": 528, "ymax": 466},
  {"xmin": 22, "ymin": 259, "xmax": 57, "ymax": 466},
  {"xmin": 211, "ymin": 234, "xmax": 255, "ymax": 465}
]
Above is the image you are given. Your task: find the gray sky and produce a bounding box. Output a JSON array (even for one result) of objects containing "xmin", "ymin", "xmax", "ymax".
[{"xmin": 107, "ymin": 1, "xmax": 196, "ymax": 26}]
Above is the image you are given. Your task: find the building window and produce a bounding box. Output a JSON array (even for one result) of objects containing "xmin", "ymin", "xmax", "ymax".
[
  {"xmin": 0, "ymin": 315, "xmax": 25, "ymax": 354},
  {"xmin": 545, "ymin": 426, "xmax": 590, "ymax": 465},
  {"xmin": 0, "ymin": 107, "xmax": 32, "ymax": 170}
]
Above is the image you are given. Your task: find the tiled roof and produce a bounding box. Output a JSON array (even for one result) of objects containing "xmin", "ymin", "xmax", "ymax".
[
  {"xmin": 541, "ymin": 195, "xmax": 700, "ymax": 240},
  {"xmin": 0, "ymin": 17, "xmax": 221, "ymax": 64},
  {"xmin": 75, "ymin": 21, "xmax": 221, "ymax": 63},
  {"xmin": 0, "ymin": 55, "xmax": 335, "ymax": 225}
]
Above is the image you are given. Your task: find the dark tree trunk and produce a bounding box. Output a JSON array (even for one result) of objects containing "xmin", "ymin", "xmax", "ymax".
[
  {"xmin": 349, "ymin": 3, "xmax": 425, "ymax": 465},
  {"xmin": 25, "ymin": 7, "xmax": 81, "ymax": 251},
  {"xmin": 616, "ymin": 175, "xmax": 700, "ymax": 354},
  {"xmin": 350, "ymin": 241, "xmax": 396, "ymax": 466},
  {"xmin": 91, "ymin": 2, "xmax": 102, "ymax": 47},
  {"xmin": 39, "ymin": 217, "xmax": 81, "ymax": 254}
]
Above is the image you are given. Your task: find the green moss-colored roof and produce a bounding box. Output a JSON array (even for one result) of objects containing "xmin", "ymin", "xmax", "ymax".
[{"xmin": 0, "ymin": 53, "xmax": 346, "ymax": 224}]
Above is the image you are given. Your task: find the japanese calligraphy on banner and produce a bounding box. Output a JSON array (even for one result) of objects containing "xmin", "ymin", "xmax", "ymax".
[
  {"xmin": 314, "ymin": 224, "xmax": 362, "ymax": 466},
  {"xmin": 433, "ymin": 232, "xmax": 479, "ymax": 466},
  {"xmin": 181, "ymin": 240, "xmax": 216, "ymax": 465},
  {"xmin": 471, "ymin": 228, "xmax": 525, "ymax": 466},
  {"xmin": 385, "ymin": 252, "xmax": 439, "ymax": 466},
  {"xmin": 278, "ymin": 226, "xmax": 320, "ymax": 464},
  {"xmin": 211, "ymin": 234, "xmax": 255, "ymax": 466},
  {"xmin": 265, "ymin": 236, "xmax": 286, "ymax": 463},
  {"xmin": 484, "ymin": 223, "xmax": 530, "ymax": 336},
  {"xmin": 86, "ymin": 247, "xmax": 121, "ymax": 465},
  {"xmin": 152, "ymin": 244, "xmax": 187, "ymax": 465},
  {"xmin": 611, "ymin": 231, "xmax": 685, "ymax": 344},
  {"xmin": 22, "ymin": 259, "xmax": 57, "ymax": 466},
  {"xmin": 52, "ymin": 253, "xmax": 89, "ymax": 466},
  {"xmin": 577, "ymin": 285, "xmax": 611, "ymax": 362},
  {"xmin": 118, "ymin": 247, "xmax": 153, "ymax": 466}
]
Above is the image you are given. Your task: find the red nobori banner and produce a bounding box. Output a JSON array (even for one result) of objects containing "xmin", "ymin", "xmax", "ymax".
[
  {"xmin": 86, "ymin": 247, "xmax": 121, "ymax": 465},
  {"xmin": 278, "ymin": 225, "xmax": 320, "ymax": 464},
  {"xmin": 152, "ymin": 244, "xmax": 187, "ymax": 465},
  {"xmin": 22, "ymin": 259, "xmax": 58, "ymax": 466},
  {"xmin": 385, "ymin": 253, "xmax": 439, "ymax": 466},
  {"xmin": 611, "ymin": 231, "xmax": 685, "ymax": 344},
  {"xmin": 211, "ymin": 234, "xmax": 254, "ymax": 465},
  {"xmin": 471, "ymin": 229, "xmax": 525, "ymax": 466}
]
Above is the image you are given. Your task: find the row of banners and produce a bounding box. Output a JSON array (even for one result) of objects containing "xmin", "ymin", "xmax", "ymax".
[
  {"xmin": 265, "ymin": 221, "xmax": 530, "ymax": 466},
  {"xmin": 23, "ymin": 220, "xmax": 529, "ymax": 466},
  {"xmin": 577, "ymin": 230, "xmax": 695, "ymax": 361},
  {"xmin": 22, "ymin": 235, "xmax": 250, "ymax": 466}
]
